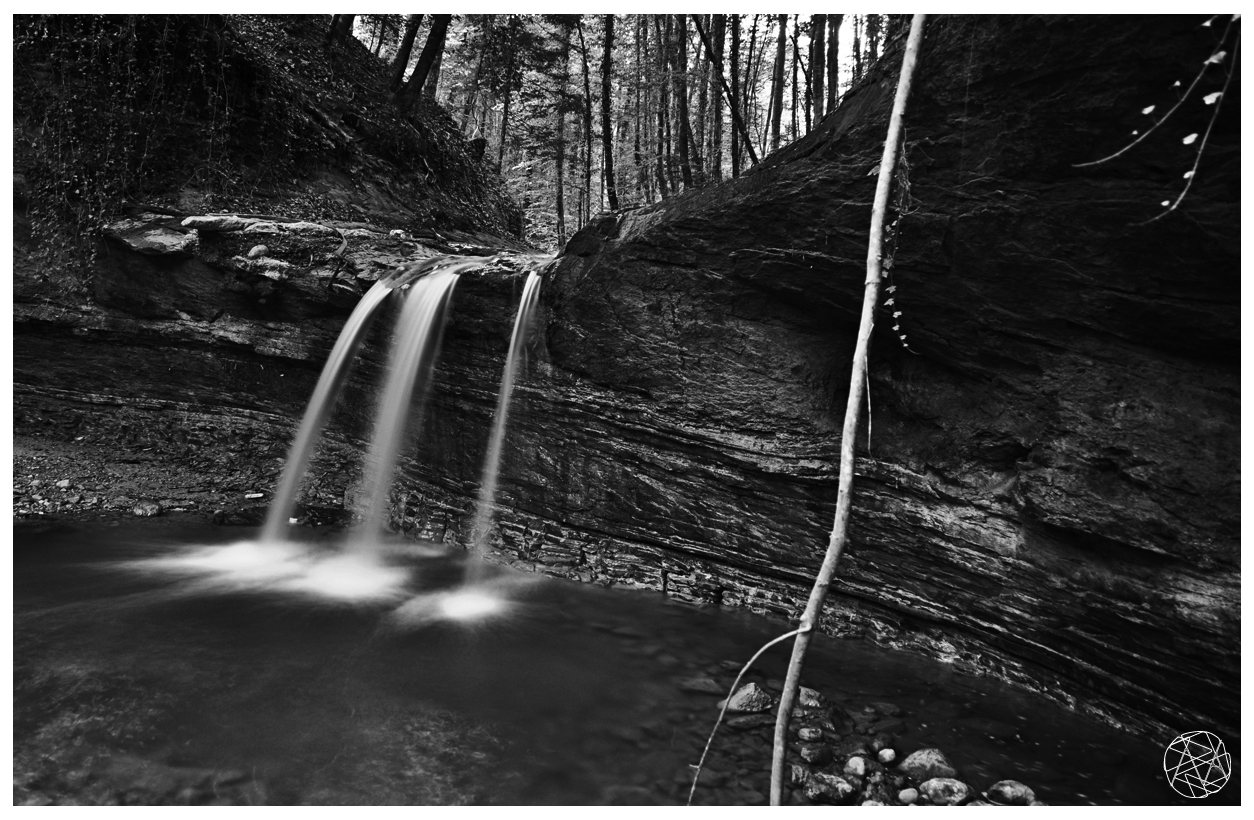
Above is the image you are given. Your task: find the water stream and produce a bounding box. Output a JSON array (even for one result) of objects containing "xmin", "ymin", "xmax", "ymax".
[{"xmin": 469, "ymin": 269, "xmax": 544, "ymax": 560}]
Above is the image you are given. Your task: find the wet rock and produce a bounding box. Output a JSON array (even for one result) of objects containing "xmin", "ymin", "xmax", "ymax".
[
  {"xmin": 55, "ymin": 479, "xmax": 71, "ymax": 488},
  {"xmin": 899, "ymin": 748, "xmax": 957, "ymax": 783},
  {"xmin": 104, "ymin": 219, "xmax": 196, "ymax": 256},
  {"xmin": 131, "ymin": 500, "xmax": 162, "ymax": 517},
  {"xmin": 844, "ymin": 756, "xmax": 868, "ymax": 778},
  {"xmin": 871, "ymin": 717, "xmax": 906, "ymax": 734},
  {"xmin": 181, "ymin": 215, "xmax": 254, "ymax": 232},
  {"xmin": 797, "ymin": 727, "xmax": 823, "ymax": 742},
  {"xmin": 870, "ymin": 702, "xmax": 903, "ymax": 717},
  {"xmin": 898, "ymin": 787, "xmax": 919, "ymax": 805},
  {"xmin": 788, "ymin": 763, "xmax": 810, "ymax": 786},
  {"xmin": 920, "ymin": 777, "xmax": 972, "ymax": 806},
  {"xmin": 985, "ymin": 780, "xmax": 1036, "ymax": 806},
  {"xmin": 247, "ymin": 244, "xmax": 269, "ymax": 259},
  {"xmin": 877, "ymin": 748, "xmax": 897, "ymax": 765},
  {"xmin": 804, "ymin": 772, "xmax": 856, "ymax": 804},
  {"xmin": 833, "ymin": 737, "xmax": 871, "ymax": 760},
  {"xmin": 797, "ymin": 743, "xmax": 831, "ymax": 765},
  {"xmin": 718, "ymin": 682, "xmax": 773, "ymax": 713},
  {"xmin": 725, "ymin": 714, "xmax": 774, "ymax": 730},
  {"xmin": 798, "ymin": 686, "xmax": 827, "ymax": 707},
  {"xmin": 862, "ymin": 799, "xmax": 886, "ymax": 806},
  {"xmin": 678, "ymin": 676, "xmax": 726, "ymax": 695}
]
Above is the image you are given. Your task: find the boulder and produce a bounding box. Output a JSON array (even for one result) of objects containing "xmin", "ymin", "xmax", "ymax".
[
  {"xmin": 181, "ymin": 215, "xmax": 254, "ymax": 232},
  {"xmin": 919, "ymin": 778, "xmax": 972, "ymax": 806},
  {"xmin": 718, "ymin": 682, "xmax": 773, "ymax": 713},
  {"xmin": 104, "ymin": 219, "xmax": 196, "ymax": 256},
  {"xmin": 985, "ymin": 779, "xmax": 1036, "ymax": 806},
  {"xmin": 898, "ymin": 748, "xmax": 957, "ymax": 783},
  {"xmin": 804, "ymin": 773, "xmax": 856, "ymax": 804}
]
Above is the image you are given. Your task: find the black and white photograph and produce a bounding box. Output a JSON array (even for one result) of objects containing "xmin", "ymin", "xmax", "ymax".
[{"xmin": 11, "ymin": 11, "xmax": 1241, "ymax": 807}]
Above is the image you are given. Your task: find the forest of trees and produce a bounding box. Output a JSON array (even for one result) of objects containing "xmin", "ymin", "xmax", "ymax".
[{"xmin": 343, "ymin": 14, "xmax": 905, "ymax": 245}]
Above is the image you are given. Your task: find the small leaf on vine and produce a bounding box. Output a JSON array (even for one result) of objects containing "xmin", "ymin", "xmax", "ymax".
[
  {"xmin": 1204, "ymin": 92, "xmax": 1222, "ymax": 105},
  {"xmin": 1161, "ymin": 200, "xmax": 1171, "ymax": 207},
  {"xmin": 1201, "ymin": 16, "xmax": 1215, "ymax": 27},
  {"xmin": 1132, "ymin": 130, "xmax": 1139, "ymax": 136},
  {"xmin": 1205, "ymin": 51, "xmax": 1227, "ymax": 65},
  {"xmin": 1173, "ymin": 80, "xmax": 1182, "ymax": 87},
  {"xmin": 886, "ymin": 285, "xmax": 897, "ymax": 293},
  {"xmin": 885, "ymin": 298, "xmax": 895, "ymax": 306},
  {"xmin": 1184, "ymin": 170, "xmax": 1194, "ymax": 179},
  {"xmin": 1183, "ymin": 133, "xmax": 1199, "ymax": 145},
  {"xmin": 1142, "ymin": 105, "xmax": 1156, "ymax": 115}
]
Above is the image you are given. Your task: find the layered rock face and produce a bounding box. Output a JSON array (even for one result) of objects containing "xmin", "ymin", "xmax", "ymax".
[{"xmin": 13, "ymin": 15, "xmax": 1238, "ymax": 744}]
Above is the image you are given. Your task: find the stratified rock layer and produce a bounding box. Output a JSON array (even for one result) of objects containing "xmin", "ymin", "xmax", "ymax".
[{"xmin": 12, "ymin": 15, "xmax": 1238, "ymax": 745}]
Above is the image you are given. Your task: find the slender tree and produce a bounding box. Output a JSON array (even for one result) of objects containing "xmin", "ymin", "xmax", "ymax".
[
  {"xmin": 768, "ymin": 14, "xmax": 929, "ymax": 806},
  {"xmin": 555, "ymin": 19, "xmax": 572, "ymax": 243},
  {"xmin": 827, "ymin": 14, "xmax": 842, "ymax": 111},
  {"xmin": 730, "ymin": 15, "xmax": 741, "ymax": 177},
  {"xmin": 576, "ymin": 19, "xmax": 594, "ymax": 223},
  {"xmin": 390, "ymin": 15, "xmax": 423, "ymax": 90},
  {"xmin": 811, "ymin": 14, "xmax": 826, "ymax": 123},
  {"xmin": 674, "ymin": 14, "xmax": 696, "ymax": 188},
  {"xmin": 693, "ymin": 16, "xmax": 758, "ymax": 169},
  {"xmin": 601, "ymin": 15, "xmax": 619, "ymax": 210},
  {"xmin": 708, "ymin": 14, "xmax": 725, "ymax": 180},
  {"xmin": 769, "ymin": 15, "xmax": 786, "ymax": 151}
]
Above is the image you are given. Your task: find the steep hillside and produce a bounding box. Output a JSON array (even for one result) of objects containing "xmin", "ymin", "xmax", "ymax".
[{"xmin": 13, "ymin": 14, "xmax": 521, "ymax": 297}]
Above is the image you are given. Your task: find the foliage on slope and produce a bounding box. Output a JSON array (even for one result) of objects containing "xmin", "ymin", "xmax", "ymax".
[{"xmin": 13, "ymin": 14, "xmax": 522, "ymax": 293}]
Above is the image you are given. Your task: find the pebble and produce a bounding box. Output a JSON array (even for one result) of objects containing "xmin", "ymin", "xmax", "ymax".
[
  {"xmin": 898, "ymin": 787, "xmax": 918, "ymax": 805},
  {"xmin": 898, "ymin": 748, "xmax": 957, "ymax": 783},
  {"xmin": 844, "ymin": 756, "xmax": 868, "ymax": 777},
  {"xmin": 247, "ymin": 244, "xmax": 269, "ymax": 258},
  {"xmin": 797, "ymin": 727, "xmax": 823, "ymax": 742},
  {"xmin": 55, "ymin": 479, "xmax": 71, "ymax": 488},
  {"xmin": 132, "ymin": 500, "xmax": 163, "ymax": 517},
  {"xmin": 919, "ymin": 777, "xmax": 972, "ymax": 806},
  {"xmin": 798, "ymin": 686, "xmax": 826, "ymax": 707},
  {"xmin": 862, "ymin": 799, "xmax": 886, "ymax": 806},
  {"xmin": 870, "ymin": 701, "xmax": 903, "ymax": 717},
  {"xmin": 878, "ymin": 748, "xmax": 897, "ymax": 765}
]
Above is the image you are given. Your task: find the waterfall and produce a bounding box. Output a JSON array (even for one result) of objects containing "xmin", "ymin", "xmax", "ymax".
[
  {"xmin": 469, "ymin": 270, "xmax": 544, "ymax": 555},
  {"xmin": 354, "ymin": 265, "xmax": 467, "ymax": 546},
  {"xmin": 261, "ymin": 275, "xmax": 406, "ymax": 542}
]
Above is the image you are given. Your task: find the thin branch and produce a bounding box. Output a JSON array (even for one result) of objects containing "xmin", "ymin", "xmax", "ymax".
[
  {"xmin": 687, "ymin": 627, "xmax": 807, "ymax": 806},
  {"xmin": 1135, "ymin": 32, "xmax": 1239, "ymax": 226},
  {"xmin": 1073, "ymin": 16, "xmax": 1235, "ymax": 168}
]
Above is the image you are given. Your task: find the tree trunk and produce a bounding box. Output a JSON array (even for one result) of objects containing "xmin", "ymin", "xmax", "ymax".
[
  {"xmin": 602, "ymin": 14, "xmax": 620, "ymax": 211},
  {"xmin": 827, "ymin": 14, "xmax": 842, "ymax": 111},
  {"xmin": 693, "ymin": 16, "xmax": 758, "ymax": 169},
  {"xmin": 853, "ymin": 15, "xmax": 863, "ymax": 84},
  {"xmin": 790, "ymin": 16, "xmax": 799, "ymax": 141},
  {"xmin": 694, "ymin": 15, "xmax": 709, "ymax": 173},
  {"xmin": 709, "ymin": 14, "xmax": 725, "ymax": 181},
  {"xmin": 397, "ymin": 14, "xmax": 451, "ymax": 105},
  {"xmin": 730, "ymin": 15, "xmax": 741, "ymax": 178},
  {"xmin": 555, "ymin": 21, "xmax": 572, "ymax": 245},
  {"xmin": 868, "ymin": 14, "xmax": 881, "ymax": 67},
  {"xmin": 424, "ymin": 48, "xmax": 443, "ymax": 101},
  {"xmin": 811, "ymin": 14, "xmax": 826, "ymax": 123},
  {"xmin": 768, "ymin": 14, "xmax": 929, "ymax": 806},
  {"xmin": 326, "ymin": 14, "xmax": 355, "ymax": 48},
  {"xmin": 634, "ymin": 15, "xmax": 648, "ymax": 202},
  {"xmin": 389, "ymin": 15, "xmax": 423, "ymax": 90},
  {"xmin": 674, "ymin": 14, "xmax": 695, "ymax": 189},
  {"xmin": 577, "ymin": 19, "xmax": 594, "ymax": 220},
  {"xmin": 770, "ymin": 15, "xmax": 786, "ymax": 151},
  {"xmin": 654, "ymin": 16, "xmax": 672, "ymax": 198}
]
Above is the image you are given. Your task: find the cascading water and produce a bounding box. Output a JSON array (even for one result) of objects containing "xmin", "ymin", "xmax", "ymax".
[
  {"xmin": 354, "ymin": 265, "xmax": 465, "ymax": 547},
  {"xmin": 468, "ymin": 270, "xmax": 544, "ymax": 558},
  {"xmin": 260, "ymin": 272, "xmax": 408, "ymax": 542}
]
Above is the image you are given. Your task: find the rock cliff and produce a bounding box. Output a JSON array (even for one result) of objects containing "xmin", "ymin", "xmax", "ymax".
[{"xmin": 12, "ymin": 15, "xmax": 1239, "ymax": 744}]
